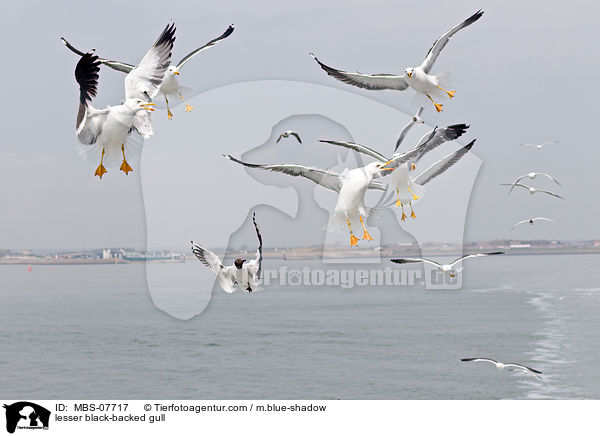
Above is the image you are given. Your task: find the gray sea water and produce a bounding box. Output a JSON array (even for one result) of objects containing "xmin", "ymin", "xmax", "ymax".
[{"xmin": 1, "ymin": 254, "xmax": 599, "ymax": 399}]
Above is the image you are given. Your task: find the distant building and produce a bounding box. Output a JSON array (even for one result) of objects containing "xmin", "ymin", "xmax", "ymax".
[{"xmin": 102, "ymin": 249, "xmax": 112, "ymax": 259}]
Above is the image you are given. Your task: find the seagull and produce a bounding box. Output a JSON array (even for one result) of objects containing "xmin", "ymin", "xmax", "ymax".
[
  {"xmin": 276, "ymin": 130, "xmax": 302, "ymax": 144},
  {"xmin": 223, "ymin": 155, "xmax": 392, "ymax": 246},
  {"xmin": 519, "ymin": 140, "xmax": 558, "ymax": 150},
  {"xmin": 391, "ymin": 252, "xmax": 504, "ymax": 277},
  {"xmin": 62, "ymin": 24, "xmax": 234, "ymax": 119},
  {"xmin": 191, "ymin": 213, "xmax": 262, "ymax": 293},
  {"xmin": 501, "ymin": 183, "xmax": 564, "ymax": 199},
  {"xmin": 460, "ymin": 358, "xmax": 542, "ymax": 377},
  {"xmin": 510, "ymin": 217, "xmax": 555, "ymax": 230},
  {"xmin": 395, "ymin": 107, "xmax": 424, "ymax": 152},
  {"xmin": 506, "ymin": 172, "xmax": 561, "ymax": 193},
  {"xmin": 320, "ymin": 123, "xmax": 470, "ymax": 220},
  {"xmin": 310, "ymin": 10, "xmax": 483, "ymax": 112},
  {"xmin": 73, "ymin": 24, "xmax": 175, "ymax": 178}
]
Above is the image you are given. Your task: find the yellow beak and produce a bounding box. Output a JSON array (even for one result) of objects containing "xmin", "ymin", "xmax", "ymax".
[
  {"xmin": 173, "ymin": 70, "xmax": 180, "ymax": 75},
  {"xmin": 410, "ymin": 163, "xmax": 416, "ymax": 171},
  {"xmin": 141, "ymin": 102, "xmax": 156, "ymax": 111},
  {"xmin": 407, "ymin": 72, "xmax": 413, "ymax": 78},
  {"xmin": 380, "ymin": 159, "xmax": 396, "ymax": 171}
]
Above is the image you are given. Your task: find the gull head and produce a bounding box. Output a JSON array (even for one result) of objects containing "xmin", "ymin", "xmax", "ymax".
[
  {"xmin": 371, "ymin": 161, "xmax": 395, "ymax": 177},
  {"xmin": 528, "ymin": 172, "xmax": 536, "ymax": 178},
  {"xmin": 405, "ymin": 67, "xmax": 415, "ymax": 79},
  {"xmin": 412, "ymin": 116, "xmax": 424, "ymax": 124},
  {"xmin": 168, "ymin": 65, "xmax": 180, "ymax": 76},
  {"xmin": 234, "ymin": 258, "xmax": 246, "ymax": 269}
]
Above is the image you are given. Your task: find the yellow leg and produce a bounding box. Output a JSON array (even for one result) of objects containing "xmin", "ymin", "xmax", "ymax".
[
  {"xmin": 436, "ymin": 85, "xmax": 455, "ymax": 99},
  {"xmin": 410, "ymin": 202, "xmax": 416, "ymax": 219},
  {"xmin": 395, "ymin": 188, "xmax": 401, "ymax": 207},
  {"xmin": 94, "ymin": 148, "xmax": 107, "ymax": 179},
  {"xmin": 119, "ymin": 144, "xmax": 133, "ymax": 175},
  {"xmin": 359, "ymin": 216, "xmax": 373, "ymax": 241},
  {"xmin": 347, "ymin": 219, "xmax": 359, "ymax": 246},
  {"xmin": 166, "ymin": 96, "xmax": 173, "ymax": 120},
  {"xmin": 426, "ymin": 94, "xmax": 443, "ymax": 112},
  {"xmin": 400, "ymin": 204, "xmax": 407, "ymax": 222},
  {"xmin": 179, "ymin": 91, "xmax": 194, "ymax": 112},
  {"xmin": 407, "ymin": 185, "xmax": 420, "ymax": 200}
]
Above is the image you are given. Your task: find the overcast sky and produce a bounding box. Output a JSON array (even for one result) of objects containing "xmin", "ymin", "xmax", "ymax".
[{"xmin": 1, "ymin": 0, "xmax": 598, "ymax": 250}]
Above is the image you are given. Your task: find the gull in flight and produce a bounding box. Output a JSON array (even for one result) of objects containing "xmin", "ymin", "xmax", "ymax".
[
  {"xmin": 191, "ymin": 213, "xmax": 262, "ymax": 293},
  {"xmin": 62, "ymin": 25, "xmax": 234, "ymax": 119},
  {"xmin": 391, "ymin": 252, "xmax": 504, "ymax": 277},
  {"xmin": 276, "ymin": 130, "xmax": 302, "ymax": 144},
  {"xmin": 506, "ymin": 172, "xmax": 561, "ymax": 193},
  {"xmin": 519, "ymin": 140, "xmax": 558, "ymax": 150},
  {"xmin": 72, "ymin": 24, "xmax": 175, "ymax": 178},
  {"xmin": 395, "ymin": 107, "xmax": 424, "ymax": 151},
  {"xmin": 310, "ymin": 10, "xmax": 483, "ymax": 112},
  {"xmin": 501, "ymin": 183, "xmax": 564, "ymax": 199},
  {"xmin": 460, "ymin": 358, "xmax": 542, "ymax": 377},
  {"xmin": 320, "ymin": 123, "xmax": 470, "ymax": 220},
  {"xmin": 510, "ymin": 217, "xmax": 555, "ymax": 230},
  {"xmin": 223, "ymin": 155, "xmax": 392, "ymax": 246}
]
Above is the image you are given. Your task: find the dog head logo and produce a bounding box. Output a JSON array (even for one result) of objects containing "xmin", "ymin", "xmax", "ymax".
[{"xmin": 3, "ymin": 402, "xmax": 50, "ymax": 433}]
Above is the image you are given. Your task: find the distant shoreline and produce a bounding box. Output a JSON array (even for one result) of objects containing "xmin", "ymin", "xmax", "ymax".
[{"xmin": 2, "ymin": 246, "xmax": 599, "ymax": 265}]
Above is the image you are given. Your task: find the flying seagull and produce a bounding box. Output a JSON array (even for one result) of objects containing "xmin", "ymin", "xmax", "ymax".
[
  {"xmin": 460, "ymin": 358, "xmax": 542, "ymax": 377},
  {"xmin": 73, "ymin": 24, "xmax": 175, "ymax": 178},
  {"xmin": 506, "ymin": 172, "xmax": 561, "ymax": 193},
  {"xmin": 62, "ymin": 24, "xmax": 234, "ymax": 119},
  {"xmin": 310, "ymin": 10, "xmax": 483, "ymax": 112},
  {"xmin": 395, "ymin": 107, "xmax": 424, "ymax": 152},
  {"xmin": 320, "ymin": 123, "xmax": 470, "ymax": 220},
  {"xmin": 391, "ymin": 252, "xmax": 504, "ymax": 277},
  {"xmin": 223, "ymin": 155, "xmax": 392, "ymax": 246},
  {"xmin": 276, "ymin": 130, "xmax": 302, "ymax": 144},
  {"xmin": 191, "ymin": 213, "xmax": 262, "ymax": 293},
  {"xmin": 501, "ymin": 183, "xmax": 564, "ymax": 199},
  {"xmin": 510, "ymin": 217, "xmax": 555, "ymax": 230},
  {"xmin": 519, "ymin": 140, "xmax": 558, "ymax": 150}
]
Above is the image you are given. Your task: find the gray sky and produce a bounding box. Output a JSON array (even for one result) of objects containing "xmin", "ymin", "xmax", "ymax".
[{"xmin": 1, "ymin": 0, "xmax": 598, "ymax": 250}]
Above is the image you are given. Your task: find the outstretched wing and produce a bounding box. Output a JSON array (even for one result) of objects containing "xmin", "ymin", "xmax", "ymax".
[
  {"xmin": 245, "ymin": 213, "xmax": 263, "ymax": 281},
  {"xmin": 124, "ymin": 23, "xmax": 176, "ymax": 100},
  {"xmin": 191, "ymin": 241, "xmax": 236, "ymax": 293},
  {"xmin": 176, "ymin": 25, "xmax": 235, "ymax": 69},
  {"xmin": 74, "ymin": 52, "xmax": 109, "ymax": 144},
  {"xmin": 291, "ymin": 132, "xmax": 302, "ymax": 144},
  {"xmin": 394, "ymin": 107, "xmax": 424, "ymax": 152},
  {"xmin": 449, "ymin": 251, "xmax": 504, "ymax": 268},
  {"xmin": 505, "ymin": 363, "xmax": 542, "ymax": 375},
  {"xmin": 510, "ymin": 220, "xmax": 529, "ymax": 230},
  {"xmin": 413, "ymin": 139, "xmax": 475, "ymax": 186},
  {"xmin": 310, "ymin": 53, "xmax": 408, "ymax": 91},
  {"xmin": 61, "ymin": 37, "xmax": 136, "ymax": 73},
  {"xmin": 191, "ymin": 241, "xmax": 224, "ymax": 273},
  {"xmin": 223, "ymin": 154, "xmax": 342, "ymax": 193},
  {"xmin": 411, "ymin": 124, "xmax": 470, "ymax": 163},
  {"xmin": 319, "ymin": 140, "xmax": 388, "ymax": 163},
  {"xmin": 74, "ymin": 52, "xmax": 100, "ymax": 130},
  {"xmin": 538, "ymin": 189, "xmax": 564, "ymax": 199},
  {"xmin": 460, "ymin": 357, "xmax": 499, "ymax": 364},
  {"xmin": 420, "ymin": 10, "xmax": 484, "ymax": 74},
  {"xmin": 390, "ymin": 258, "xmax": 443, "ymax": 268}
]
